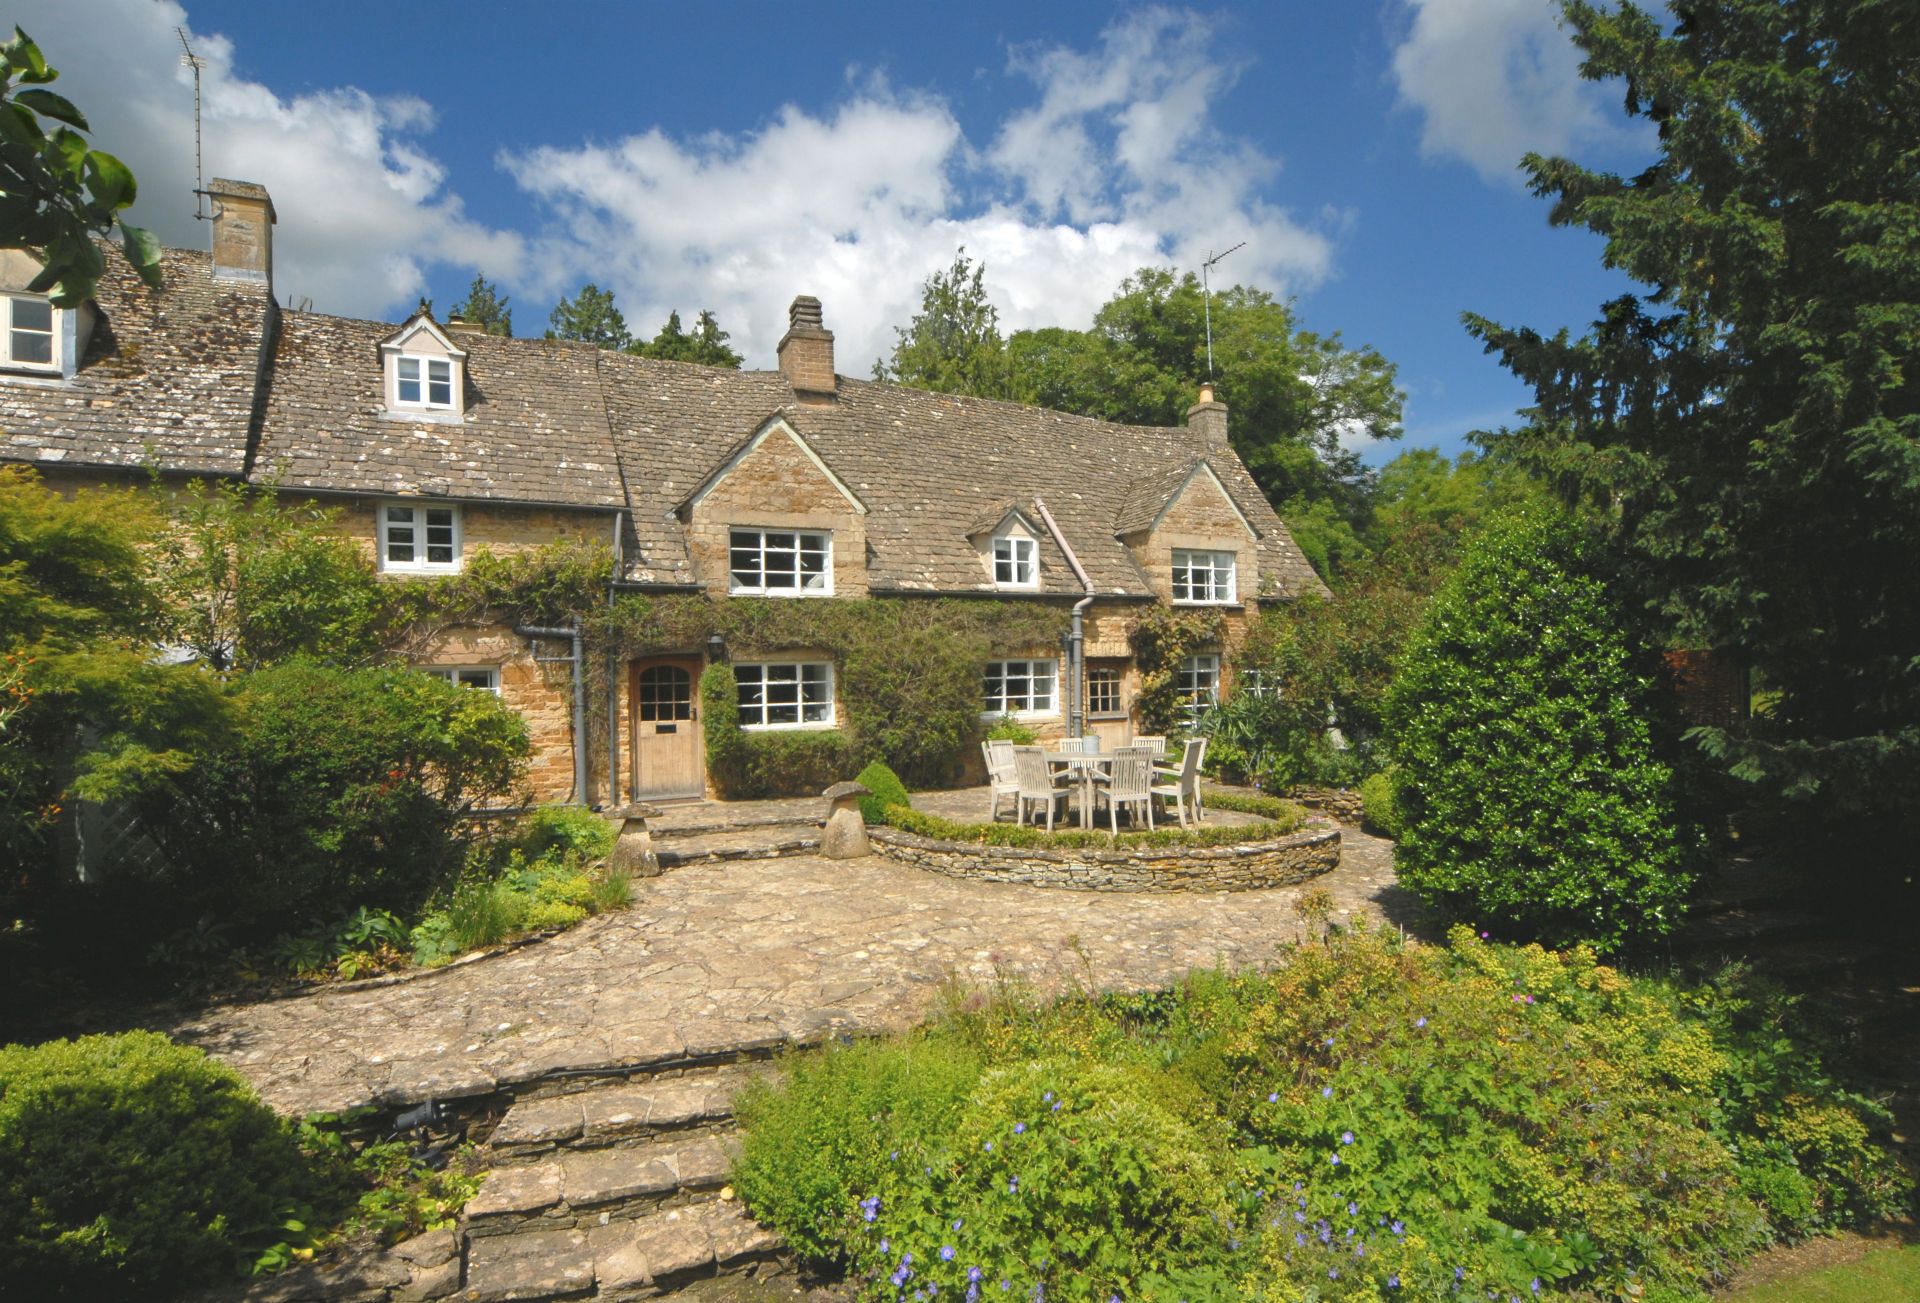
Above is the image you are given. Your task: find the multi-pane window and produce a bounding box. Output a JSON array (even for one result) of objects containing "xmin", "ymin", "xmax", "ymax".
[
  {"xmin": 2, "ymin": 295, "xmax": 55, "ymax": 368},
  {"xmin": 381, "ymin": 503, "xmax": 460, "ymax": 570},
  {"xmin": 1171, "ymin": 549, "xmax": 1236, "ymax": 603},
  {"xmin": 1086, "ymin": 666, "xmax": 1123, "ymax": 717},
  {"xmin": 735, "ymin": 661, "xmax": 835, "ymax": 728},
  {"xmin": 1177, "ymin": 654, "xmax": 1221, "ymax": 715},
  {"xmin": 420, "ymin": 666, "xmax": 499, "ymax": 693},
  {"xmin": 992, "ymin": 534, "xmax": 1036, "ymax": 588},
  {"xmin": 729, "ymin": 528, "xmax": 831, "ymax": 595},
  {"xmin": 395, "ymin": 355, "xmax": 454, "ymax": 407},
  {"xmin": 983, "ymin": 659, "xmax": 1058, "ymax": 716}
]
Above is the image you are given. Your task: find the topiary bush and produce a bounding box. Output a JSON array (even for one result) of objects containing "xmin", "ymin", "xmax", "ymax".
[
  {"xmin": 1384, "ymin": 508, "xmax": 1708, "ymax": 951},
  {"xmin": 0, "ymin": 1031, "xmax": 325, "ymax": 1295},
  {"xmin": 855, "ymin": 760, "xmax": 910, "ymax": 824},
  {"xmin": 1356, "ymin": 770, "xmax": 1400, "ymax": 838}
]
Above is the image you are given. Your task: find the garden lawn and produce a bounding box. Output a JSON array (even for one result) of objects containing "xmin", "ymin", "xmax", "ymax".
[{"xmin": 1727, "ymin": 1240, "xmax": 1920, "ymax": 1301}]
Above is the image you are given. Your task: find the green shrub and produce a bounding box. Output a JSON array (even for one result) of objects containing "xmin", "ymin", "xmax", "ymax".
[
  {"xmin": 1384, "ymin": 507, "xmax": 1709, "ymax": 951},
  {"xmin": 0, "ymin": 1032, "xmax": 324, "ymax": 1295},
  {"xmin": 983, "ymin": 714, "xmax": 1037, "ymax": 745},
  {"xmin": 520, "ymin": 900, "xmax": 588, "ymax": 931},
  {"xmin": 443, "ymin": 878, "xmax": 517, "ymax": 952},
  {"xmin": 884, "ymin": 804, "xmax": 1301, "ymax": 850},
  {"xmin": 1200, "ymin": 788, "xmax": 1306, "ymax": 824},
  {"xmin": 589, "ymin": 867, "xmax": 632, "ymax": 914},
  {"xmin": 134, "ymin": 662, "xmax": 530, "ymax": 934},
  {"xmin": 855, "ymin": 760, "xmax": 910, "ymax": 824},
  {"xmin": 1356, "ymin": 770, "xmax": 1400, "ymax": 838},
  {"xmin": 702, "ymin": 661, "xmax": 858, "ymax": 798},
  {"xmin": 513, "ymin": 805, "xmax": 615, "ymax": 862}
]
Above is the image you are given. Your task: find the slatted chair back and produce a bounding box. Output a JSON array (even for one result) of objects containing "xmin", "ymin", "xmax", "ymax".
[
  {"xmin": 1054, "ymin": 736, "xmax": 1094, "ymax": 755},
  {"xmin": 1131, "ymin": 735, "xmax": 1167, "ymax": 761},
  {"xmin": 1012, "ymin": 745, "xmax": 1058, "ymax": 797},
  {"xmin": 984, "ymin": 738, "xmax": 1017, "ymax": 783},
  {"xmin": 1105, "ymin": 751, "xmax": 1154, "ymax": 800}
]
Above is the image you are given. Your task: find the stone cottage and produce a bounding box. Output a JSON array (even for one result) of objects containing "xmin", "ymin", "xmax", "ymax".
[{"xmin": 2, "ymin": 180, "xmax": 1327, "ymax": 804}]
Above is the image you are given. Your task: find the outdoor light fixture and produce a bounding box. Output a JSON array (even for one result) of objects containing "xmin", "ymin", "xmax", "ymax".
[{"xmin": 705, "ymin": 632, "xmax": 727, "ymax": 663}]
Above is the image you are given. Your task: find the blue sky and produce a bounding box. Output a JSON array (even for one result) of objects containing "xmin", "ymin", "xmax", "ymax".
[{"xmin": 26, "ymin": 1, "xmax": 1657, "ymax": 462}]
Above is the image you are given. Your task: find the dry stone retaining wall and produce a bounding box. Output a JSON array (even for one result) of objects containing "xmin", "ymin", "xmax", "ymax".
[{"xmin": 869, "ymin": 823, "xmax": 1340, "ymax": 892}]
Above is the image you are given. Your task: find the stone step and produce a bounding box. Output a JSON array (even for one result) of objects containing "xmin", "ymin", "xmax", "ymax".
[
  {"xmin": 651, "ymin": 826, "xmax": 820, "ymax": 868},
  {"xmin": 459, "ymin": 1199, "xmax": 786, "ymax": 1302},
  {"xmin": 466, "ymin": 1134, "xmax": 737, "ymax": 1236},
  {"xmin": 487, "ymin": 1066, "xmax": 760, "ymax": 1162}
]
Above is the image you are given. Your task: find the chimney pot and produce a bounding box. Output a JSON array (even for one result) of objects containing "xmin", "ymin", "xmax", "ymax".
[
  {"xmin": 777, "ymin": 294, "xmax": 836, "ymax": 400},
  {"xmin": 207, "ymin": 178, "xmax": 275, "ymax": 285},
  {"xmin": 1187, "ymin": 385, "xmax": 1228, "ymax": 448}
]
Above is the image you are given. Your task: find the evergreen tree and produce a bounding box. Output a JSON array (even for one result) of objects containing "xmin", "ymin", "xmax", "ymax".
[
  {"xmin": 450, "ymin": 274, "xmax": 512, "ymax": 337},
  {"xmin": 631, "ymin": 308, "xmax": 743, "ymax": 368},
  {"xmin": 545, "ymin": 283, "xmax": 630, "ymax": 350},
  {"xmin": 1466, "ymin": 0, "xmax": 1920, "ymax": 827},
  {"xmin": 875, "ymin": 249, "xmax": 1018, "ymax": 399}
]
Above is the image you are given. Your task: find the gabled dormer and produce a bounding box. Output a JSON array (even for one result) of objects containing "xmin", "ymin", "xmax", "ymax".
[
  {"xmin": 0, "ymin": 249, "xmax": 94, "ymax": 382},
  {"xmin": 379, "ymin": 310, "xmax": 467, "ymax": 422},
  {"xmin": 967, "ymin": 501, "xmax": 1045, "ymax": 591},
  {"xmin": 1115, "ymin": 457, "xmax": 1261, "ymax": 607},
  {"xmin": 678, "ymin": 414, "xmax": 871, "ymax": 597}
]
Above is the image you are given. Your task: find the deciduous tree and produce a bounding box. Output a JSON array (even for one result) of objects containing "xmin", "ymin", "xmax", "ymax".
[{"xmin": 875, "ymin": 249, "xmax": 1018, "ymax": 399}]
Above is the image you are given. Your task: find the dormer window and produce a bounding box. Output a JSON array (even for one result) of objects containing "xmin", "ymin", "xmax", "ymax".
[
  {"xmin": 395, "ymin": 355, "xmax": 453, "ymax": 408},
  {"xmin": 992, "ymin": 534, "xmax": 1037, "ymax": 588},
  {"xmin": 1, "ymin": 294, "xmax": 57, "ymax": 371},
  {"xmin": 1172, "ymin": 549, "xmax": 1236, "ymax": 604},
  {"xmin": 380, "ymin": 502, "xmax": 462, "ymax": 572},
  {"xmin": 379, "ymin": 312, "xmax": 467, "ymax": 419}
]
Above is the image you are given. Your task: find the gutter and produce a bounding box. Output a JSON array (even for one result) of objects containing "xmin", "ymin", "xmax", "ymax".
[
  {"xmin": 1031, "ymin": 497, "xmax": 1096, "ymax": 738},
  {"xmin": 515, "ymin": 621, "xmax": 590, "ymax": 808}
]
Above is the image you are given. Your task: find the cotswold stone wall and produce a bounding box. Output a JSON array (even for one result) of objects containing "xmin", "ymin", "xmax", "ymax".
[
  {"xmin": 868, "ymin": 823, "xmax": 1340, "ymax": 893},
  {"xmin": 1286, "ymin": 786, "xmax": 1365, "ymax": 824}
]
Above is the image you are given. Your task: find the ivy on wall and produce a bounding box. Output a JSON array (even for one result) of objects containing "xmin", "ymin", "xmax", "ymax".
[{"xmin": 1129, "ymin": 607, "xmax": 1227, "ymax": 737}]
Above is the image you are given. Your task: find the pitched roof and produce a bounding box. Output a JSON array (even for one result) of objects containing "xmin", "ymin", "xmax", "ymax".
[
  {"xmin": 1112, "ymin": 457, "xmax": 1259, "ymax": 539},
  {"xmin": 0, "ymin": 248, "xmax": 272, "ymax": 475},
  {"xmin": 252, "ymin": 313, "xmax": 626, "ymax": 508}
]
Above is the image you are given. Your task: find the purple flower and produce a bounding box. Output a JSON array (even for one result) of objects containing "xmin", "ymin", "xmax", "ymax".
[
  {"xmin": 1415, "ymin": 1016, "xmax": 1427, "ymax": 1028},
  {"xmin": 1530, "ymin": 1280, "xmax": 1541, "ymax": 1295},
  {"xmin": 1329, "ymin": 1153, "xmax": 1341, "ymax": 1165},
  {"xmin": 1042, "ymin": 1091, "xmax": 1053, "ymax": 1103},
  {"xmin": 1050, "ymin": 1101, "xmax": 1061, "ymax": 1112},
  {"xmin": 1321, "ymin": 1086, "xmax": 1334, "ymax": 1099},
  {"xmin": 1392, "ymin": 1220, "xmax": 1404, "ymax": 1236},
  {"xmin": 941, "ymin": 1245, "xmax": 956, "ymax": 1262},
  {"xmin": 1013, "ymin": 1122, "xmax": 1026, "ymax": 1135},
  {"xmin": 892, "ymin": 1265, "xmax": 912, "ymax": 1287},
  {"xmin": 1008, "ymin": 1176, "xmax": 1020, "ymax": 1193},
  {"xmin": 1388, "ymin": 1274, "xmax": 1401, "ymax": 1289},
  {"xmin": 1455, "ymin": 1266, "xmax": 1465, "ymax": 1281},
  {"xmin": 969, "ymin": 1268, "xmax": 984, "ymax": 1284},
  {"xmin": 1268, "ymin": 1091, "xmax": 1279, "ymax": 1103},
  {"xmin": 953, "ymin": 1219, "xmax": 963, "ymax": 1231},
  {"xmin": 1295, "ymin": 1231, "xmax": 1306, "ymax": 1246},
  {"xmin": 1347, "ymin": 1201, "xmax": 1358, "ymax": 1216},
  {"xmin": 880, "ymin": 1239, "xmax": 890, "ymax": 1253},
  {"xmin": 1329, "ymin": 1268, "xmax": 1339, "ymax": 1280},
  {"xmin": 860, "ymin": 1195, "xmax": 880, "ymax": 1223},
  {"xmin": 984, "ymin": 1141, "xmax": 993, "ymax": 1152},
  {"xmin": 1341, "ymin": 1131, "xmax": 1354, "ymax": 1145}
]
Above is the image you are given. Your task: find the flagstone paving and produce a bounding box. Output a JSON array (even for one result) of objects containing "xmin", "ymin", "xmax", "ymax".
[{"xmin": 167, "ymin": 801, "xmax": 1420, "ymax": 1117}]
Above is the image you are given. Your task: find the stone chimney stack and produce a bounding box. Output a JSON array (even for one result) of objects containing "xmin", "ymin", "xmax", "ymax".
[
  {"xmin": 1186, "ymin": 382, "xmax": 1229, "ymax": 449},
  {"xmin": 208, "ymin": 179, "xmax": 275, "ymax": 285},
  {"xmin": 445, "ymin": 314, "xmax": 487, "ymax": 337},
  {"xmin": 777, "ymin": 295, "xmax": 836, "ymax": 400}
]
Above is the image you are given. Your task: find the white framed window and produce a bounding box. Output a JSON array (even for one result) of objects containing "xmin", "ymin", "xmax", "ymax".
[
  {"xmin": 992, "ymin": 534, "xmax": 1037, "ymax": 588},
  {"xmin": 735, "ymin": 661, "xmax": 836, "ymax": 729},
  {"xmin": 420, "ymin": 665, "xmax": 500, "ymax": 693},
  {"xmin": 983, "ymin": 659, "xmax": 1058, "ymax": 717},
  {"xmin": 380, "ymin": 503, "xmax": 462, "ymax": 572},
  {"xmin": 729, "ymin": 528, "xmax": 831, "ymax": 595},
  {"xmin": 1178, "ymin": 654, "xmax": 1221, "ymax": 716},
  {"xmin": 1171, "ymin": 549, "xmax": 1236, "ymax": 604},
  {"xmin": 1, "ymin": 294, "xmax": 57, "ymax": 370},
  {"xmin": 394, "ymin": 354, "xmax": 455, "ymax": 408}
]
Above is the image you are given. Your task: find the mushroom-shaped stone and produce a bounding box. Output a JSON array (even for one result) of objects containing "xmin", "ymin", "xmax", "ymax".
[
  {"xmin": 821, "ymin": 781, "xmax": 872, "ymax": 859},
  {"xmin": 608, "ymin": 807, "xmax": 659, "ymax": 877}
]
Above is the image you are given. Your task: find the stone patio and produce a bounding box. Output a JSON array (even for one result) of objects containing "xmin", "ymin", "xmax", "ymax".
[{"xmin": 166, "ymin": 792, "xmax": 1421, "ymax": 1117}]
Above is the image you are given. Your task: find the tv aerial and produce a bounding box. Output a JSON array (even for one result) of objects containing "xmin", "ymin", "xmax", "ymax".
[
  {"xmin": 177, "ymin": 28, "xmax": 210, "ymax": 220},
  {"xmin": 1200, "ymin": 241, "xmax": 1246, "ymax": 380}
]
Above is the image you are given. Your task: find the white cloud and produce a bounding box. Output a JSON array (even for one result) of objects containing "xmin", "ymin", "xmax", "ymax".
[
  {"xmin": 503, "ymin": 7, "xmax": 1338, "ymax": 369},
  {"xmin": 1389, "ymin": 0, "xmax": 1647, "ymax": 185},
  {"xmin": 16, "ymin": 0, "xmax": 520, "ymax": 316}
]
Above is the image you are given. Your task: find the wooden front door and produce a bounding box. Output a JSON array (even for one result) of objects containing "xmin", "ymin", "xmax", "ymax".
[
  {"xmin": 1085, "ymin": 659, "xmax": 1133, "ymax": 752},
  {"xmin": 630, "ymin": 658, "xmax": 705, "ymax": 800}
]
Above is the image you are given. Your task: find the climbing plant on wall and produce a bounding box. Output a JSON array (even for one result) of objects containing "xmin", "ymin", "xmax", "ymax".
[{"xmin": 1129, "ymin": 607, "xmax": 1226, "ymax": 737}]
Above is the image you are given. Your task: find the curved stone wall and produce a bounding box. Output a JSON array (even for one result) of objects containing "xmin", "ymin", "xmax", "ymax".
[{"xmin": 868, "ymin": 823, "xmax": 1341, "ymax": 893}]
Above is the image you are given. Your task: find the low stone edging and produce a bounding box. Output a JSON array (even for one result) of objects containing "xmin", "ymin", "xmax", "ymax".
[
  {"xmin": 1284, "ymin": 785, "xmax": 1366, "ymax": 824},
  {"xmin": 868, "ymin": 822, "xmax": 1341, "ymax": 893}
]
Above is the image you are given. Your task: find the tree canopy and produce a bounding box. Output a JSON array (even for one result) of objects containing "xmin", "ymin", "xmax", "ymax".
[
  {"xmin": 450, "ymin": 273, "xmax": 512, "ymax": 337},
  {"xmin": 546, "ymin": 282, "xmax": 630, "ymax": 350},
  {"xmin": 631, "ymin": 307, "xmax": 743, "ymax": 368},
  {"xmin": 1466, "ymin": 0, "xmax": 1920, "ymax": 824},
  {"xmin": 874, "ymin": 249, "xmax": 1018, "ymax": 399},
  {"xmin": 0, "ymin": 28, "xmax": 161, "ymax": 306}
]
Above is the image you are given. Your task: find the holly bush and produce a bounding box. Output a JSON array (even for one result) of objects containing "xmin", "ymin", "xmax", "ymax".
[{"xmin": 1384, "ymin": 507, "xmax": 1708, "ymax": 951}]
